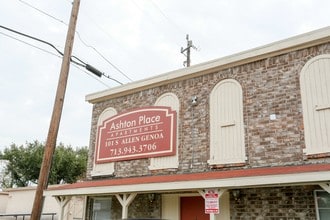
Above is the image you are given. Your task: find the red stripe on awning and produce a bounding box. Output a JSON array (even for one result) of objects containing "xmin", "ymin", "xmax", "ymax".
[{"xmin": 48, "ymin": 163, "xmax": 330, "ymax": 191}]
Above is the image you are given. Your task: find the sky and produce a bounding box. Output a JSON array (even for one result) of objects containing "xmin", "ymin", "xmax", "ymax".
[{"xmin": 0, "ymin": 0, "xmax": 329, "ymax": 151}]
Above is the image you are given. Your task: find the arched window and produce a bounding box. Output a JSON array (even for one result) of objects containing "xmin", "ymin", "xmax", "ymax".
[
  {"xmin": 149, "ymin": 93, "xmax": 180, "ymax": 170},
  {"xmin": 208, "ymin": 79, "xmax": 246, "ymax": 165},
  {"xmin": 300, "ymin": 55, "xmax": 330, "ymax": 155},
  {"xmin": 91, "ymin": 107, "xmax": 117, "ymax": 176}
]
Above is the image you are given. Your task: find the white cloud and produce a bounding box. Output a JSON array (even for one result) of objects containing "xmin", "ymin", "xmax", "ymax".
[{"xmin": 0, "ymin": 0, "xmax": 329, "ymax": 151}]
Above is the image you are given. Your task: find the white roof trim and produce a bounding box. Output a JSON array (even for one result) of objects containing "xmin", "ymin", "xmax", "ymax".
[
  {"xmin": 46, "ymin": 170, "xmax": 330, "ymax": 196},
  {"xmin": 86, "ymin": 26, "xmax": 330, "ymax": 104}
]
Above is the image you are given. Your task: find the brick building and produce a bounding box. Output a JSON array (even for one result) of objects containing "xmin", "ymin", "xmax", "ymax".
[{"xmin": 48, "ymin": 27, "xmax": 330, "ymax": 220}]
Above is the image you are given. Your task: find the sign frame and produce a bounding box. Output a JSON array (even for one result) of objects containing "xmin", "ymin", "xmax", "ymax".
[{"xmin": 95, "ymin": 106, "xmax": 177, "ymax": 163}]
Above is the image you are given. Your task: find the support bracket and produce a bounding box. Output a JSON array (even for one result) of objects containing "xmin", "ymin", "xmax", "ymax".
[
  {"xmin": 55, "ymin": 195, "xmax": 72, "ymax": 220},
  {"xmin": 198, "ymin": 188, "xmax": 227, "ymax": 199},
  {"xmin": 115, "ymin": 193, "xmax": 137, "ymax": 219},
  {"xmin": 198, "ymin": 189, "xmax": 227, "ymax": 220},
  {"xmin": 319, "ymin": 182, "xmax": 330, "ymax": 193}
]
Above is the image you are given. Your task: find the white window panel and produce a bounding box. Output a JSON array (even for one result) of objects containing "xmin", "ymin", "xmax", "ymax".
[
  {"xmin": 300, "ymin": 55, "xmax": 330, "ymax": 155},
  {"xmin": 150, "ymin": 93, "xmax": 179, "ymax": 170},
  {"xmin": 91, "ymin": 107, "xmax": 117, "ymax": 177},
  {"xmin": 209, "ymin": 79, "xmax": 246, "ymax": 165}
]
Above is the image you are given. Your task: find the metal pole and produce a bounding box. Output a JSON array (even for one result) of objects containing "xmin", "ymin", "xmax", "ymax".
[
  {"xmin": 186, "ymin": 35, "xmax": 191, "ymax": 67},
  {"xmin": 181, "ymin": 34, "xmax": 195, "ymax": 67},
  {"xmin": 30, "ymin": 0, "xmax": 80, "ymax": 219}
]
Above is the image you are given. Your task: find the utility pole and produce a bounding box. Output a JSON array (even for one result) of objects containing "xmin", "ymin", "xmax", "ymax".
[
  {"xmin": 181, "ymin": 34, "xmax": 197, "ymax": 67},
  {"xmin": 30, "ymin": 0, "xmax": 80, "ymax": 219}
]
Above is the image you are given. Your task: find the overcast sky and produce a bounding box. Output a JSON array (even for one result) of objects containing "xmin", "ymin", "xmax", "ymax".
[{"xmin": 0, "ymin": 0, "xmax": 329, "ymax": 151}]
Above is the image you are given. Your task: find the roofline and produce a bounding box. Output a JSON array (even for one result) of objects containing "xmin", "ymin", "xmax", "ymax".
[
  {"xmin": 46, "ymin": 163, "xmax": 330, "ymax": 196},
  {"xmin": 2, "ymin": 186, "xmax": 37, "ymax": 192},
  {"xmin": 86, "ymin": 26, "xmax": 330, "ymax": 104},
  {"xmin": 1, "ymin": 184, "xmax": 62, "ymax": 192}
]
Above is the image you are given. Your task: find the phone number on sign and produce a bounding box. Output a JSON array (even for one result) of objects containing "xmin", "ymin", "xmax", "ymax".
[{"xmin": 109, "ymin": 143, "xmax": 157, "ymax": 156}]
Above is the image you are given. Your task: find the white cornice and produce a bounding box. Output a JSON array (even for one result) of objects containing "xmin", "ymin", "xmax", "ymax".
[
  {"xmin": 46, "ymin": 170, "xmax": 330, "ymax": 196},
  {"xmin": 86, "ymin": 26, "xmax": 330, "ymax": 104}
]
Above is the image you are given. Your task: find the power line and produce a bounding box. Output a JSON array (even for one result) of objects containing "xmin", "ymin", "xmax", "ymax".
[
  {"xmin": 131, "ymin": 0, "xmax": 185, "ymax": 51},
  {"xmin": 71, "ymin": 63, "xmax": 111, "ymax": 88},
  {"xmin": 0, "ymin": 24, "xmax": 123, "ymax": 85},
  {"xmin": 148, "ymin": 1, "xmax": 199, "ymax": 67},
  {"xmin": 149, "ymin": 0, "xmax": 186, "ymax": 36},
  {"xmin": 18, "ymin": 0, "xmax": 68, "ymax": 26},
  {"xmin": 78, "ymin": 11, "xmax": 137, "ymax": 81},
  {"xmin": 0, "ymin": 31, "xmax": 61, "ymax": 58},
  {"xmin": 91, "ymin": 48, "xmax": 132, "ymax": 82},
  {"xmin": 0, "ymin": 24, "xmax": 64, "ymax": 57},
  {"xmin": 16, "ymin": 0, "xmax": 131, "ymax": 82},
  {"xmin": 0, "ymin": 30, "xmax": 113, "ymax": 88},
  {"xmin": 74, "ymin": 31, "xmax": 133, "ymax": 82},
  {"xmin": 70, "ymin": 54, "xmax": 124, "ymax": 85},
  {"xmin": 0, "ymin": 30, "xmax": 107, "ymax": 88}
]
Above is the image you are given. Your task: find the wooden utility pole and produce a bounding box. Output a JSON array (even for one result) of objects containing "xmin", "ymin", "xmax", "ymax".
[{"xmin": 30, "ymin": 0, "xmax": 80, "ymax": 219}]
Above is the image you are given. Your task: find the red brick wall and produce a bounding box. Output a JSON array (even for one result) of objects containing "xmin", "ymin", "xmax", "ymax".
[
  {"xmin": 87, "ymin": 43, "xmax": 330, "ymax": 179},
  {"xmin": 231, "ymin": 186, "xmax": 317, "ymax": 219}
]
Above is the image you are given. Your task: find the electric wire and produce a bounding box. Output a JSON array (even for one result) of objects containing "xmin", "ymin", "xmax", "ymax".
[
  {"xmin": 70, "ymin": 54, "xmax": 123, "ymax": 85},
  {"xmin": 74, "ymin": 31, "xmax": 132, "ymax": 82},
  {"xmin": 0, "ymin": 24, "xmax": 123, "ymax": 85},
  {"xmin": 78, "ymin": 11, "xmax": 137, "ymax": 81},
  {"xmin": 0, "ymin": 25, "xmax": 64, "ymax": 57},
  {"xmin": 149, "ymin": 0, "xmax": 186, "ymax": 36},
  {"xmin": 0, "ymin": 30, "xmax": 112, "ymax": 88},
  {"xmin": 71, "ymin": 63, "xmax": 111, "ymax": 89},
  {"xmin": 18, "ymin": 0, "xmax": 68, "ymax": 26},
  {"xmin": 149, "ymin": 1, "xmax": 200, "ymax": 62},
  {"xmin": 0, "ymin": 31, "xmax": 61, "ymax": 59},
  {"xmin": 131, "ymin": 0, "xmax": 183, "ymax": 49},
  {"xmin": 91, "ymin": 48, "xmax": 132, "ymax": 82},
  {"xmin": 16, "ymin": 0, "xmax": 132, "ymax": 82},
  {"xmin": 133, "ymin": 0, "xmax": 199, "ymax": 66}
]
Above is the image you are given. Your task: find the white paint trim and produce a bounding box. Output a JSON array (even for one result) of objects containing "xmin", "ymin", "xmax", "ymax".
[
  {"xmin": 115, "ymin": 193, "xmax": 137, "ymax": 219},
  {"xmin": 198, "ymin": 189, "xmax": 227, "ymax": 199},
  {"xmin": 161, "ymin": 194, "xmax": 180, "ymax": 220},
  {"xmin": 55, "ymin": 196, "xmax": 72, "ymax": 220},
  {"xmin": 86, "ymin": 26, "xmax": 330, "ymax": 104},
  {"xmin": 319, "ymin": 183, "xmax": 330, "ymax": 193},
  {"xmin": 46, "ymin": 171, "xmax": 330, "ymax": 196}
]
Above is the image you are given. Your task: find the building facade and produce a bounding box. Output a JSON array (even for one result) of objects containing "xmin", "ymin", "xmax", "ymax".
[
  {"xmin": 0, "ymin": 186, "xmax": 60, "ymax": 220},
  {"xmin": 48, "ymin": 27, "xmax": 330, "ymax": 220}
]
